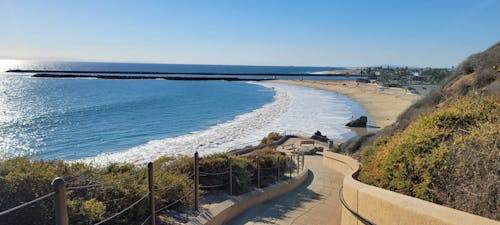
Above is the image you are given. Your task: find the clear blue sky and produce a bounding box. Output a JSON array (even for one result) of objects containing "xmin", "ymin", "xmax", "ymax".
[{"xmin": 0, "ymin": 0, "xmax": 498, "ymax": 67}]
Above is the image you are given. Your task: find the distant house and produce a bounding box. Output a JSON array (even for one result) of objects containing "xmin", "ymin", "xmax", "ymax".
[{"xmin": 412, "ymin": 72, "xmax": 420, "ymax": 76}]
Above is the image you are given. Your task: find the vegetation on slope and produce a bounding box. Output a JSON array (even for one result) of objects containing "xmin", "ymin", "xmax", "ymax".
[
  {"xmin": 0, "ymin": 139, "xmax": 289, "ymax": 225},
  {"xmin": 260, "ymin": 132, "xmax": 283, "ymax": 145},
  {"xmin": 358, "ymin": 95, "xmax": 499, "ymax": 219},
  {"xmin": 357, "ymin": 42, "xmax": 500, "ymax": 220}
]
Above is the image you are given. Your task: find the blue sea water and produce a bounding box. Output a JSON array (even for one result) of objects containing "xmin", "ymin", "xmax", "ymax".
[
  {"xmin": 0, "ymin": 60, "xmax": 365, "ymax": 163},
  {"xmin": 0, "ymin": 60, "xmax": 342, "ymax": 75}
]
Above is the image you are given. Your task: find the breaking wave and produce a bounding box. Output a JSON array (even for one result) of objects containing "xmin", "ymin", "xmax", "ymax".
[{"xmin": 82, "ymin": 82, "xmax": 364, "ymax": 165}]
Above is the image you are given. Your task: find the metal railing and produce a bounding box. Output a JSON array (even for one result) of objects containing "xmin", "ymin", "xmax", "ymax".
[{"xmin": 338, "ymin": 186, "xmax": 376, "ymax": 225}]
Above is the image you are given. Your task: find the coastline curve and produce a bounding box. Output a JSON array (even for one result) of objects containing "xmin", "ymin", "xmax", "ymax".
[{"xmin": 81, "ymin": 82, "xmax": 362, "ymax": 165}]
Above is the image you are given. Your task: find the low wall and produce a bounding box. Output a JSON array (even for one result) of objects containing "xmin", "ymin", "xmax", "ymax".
[
  {"xmin": 322, "ymin": 151, "xmax": 499, "ymax": 225},
  {"xmin": 188, "ymin": 168, "xmax": 309, "ymax": 225}
]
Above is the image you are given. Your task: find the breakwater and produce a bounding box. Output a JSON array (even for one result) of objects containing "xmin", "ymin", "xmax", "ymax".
[
  {"xmin": 8, "ymin": 69, "xmax": 362, "ymax": 77},
  {"xmin": 31, "ymin": 73, "xmax": 273, "ymax": 81}
]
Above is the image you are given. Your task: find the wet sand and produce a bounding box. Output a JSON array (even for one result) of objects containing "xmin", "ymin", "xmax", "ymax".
[{"xmin": 274, "ymin": 80, "xmax": 420, "ymax": 128}]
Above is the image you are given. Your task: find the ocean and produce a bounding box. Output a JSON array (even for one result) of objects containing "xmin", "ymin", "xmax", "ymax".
[{"xmin": 0, "ymin": 60, "xmax": 365, "ymax": 164}]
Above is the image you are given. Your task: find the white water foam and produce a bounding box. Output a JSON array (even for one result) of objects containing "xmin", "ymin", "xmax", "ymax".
[{"xmin": 81, "ymin": 81, "xmax": 363, "ymax": 165}]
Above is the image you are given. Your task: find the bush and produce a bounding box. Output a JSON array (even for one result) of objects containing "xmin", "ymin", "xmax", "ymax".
[
  {"xmin": 0, "ymin": 134, "xmax": 292, "ymax": 224},
  {"xmin": 0, "ymin": 157, "xmax": 192, "ymax": 225},
  {"xmin": 248, "ymin": 148, "xmax": 289, "ymax": 186},
  {"xmin": 358, "ymin": 94, "xmax": 499, "ymax": 219},
  {"xmin": 260, "ymin": 132, "xmax": 283, "ymax": 145}
]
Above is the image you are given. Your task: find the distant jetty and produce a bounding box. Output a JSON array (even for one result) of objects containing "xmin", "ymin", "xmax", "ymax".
[
  {"xmin": 31, "ymin": 73, "xmax": 274, "ymax": 81},
  {"xmin": 7, "ymin": 69, "xmax": 360, "ymax": 77}
]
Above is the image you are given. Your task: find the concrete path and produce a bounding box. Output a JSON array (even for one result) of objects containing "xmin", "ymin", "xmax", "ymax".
[{"xmin": 229, "ymin": 139, "xmax": 345, "ymax": 225}]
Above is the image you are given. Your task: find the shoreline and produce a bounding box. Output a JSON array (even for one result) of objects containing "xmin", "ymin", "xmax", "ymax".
[
  {"xmin": 81, "ymin": 81, "xmax": 360, "ymax": 165},
  {"xmin": 274, "ymin": 80, "xmax": 421, "ymax": 128}
]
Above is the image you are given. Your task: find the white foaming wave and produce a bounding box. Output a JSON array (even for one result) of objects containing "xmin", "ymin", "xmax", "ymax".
[{"xmin": 81, "ymin": 81, "xmax": 357, "ymax": 165}]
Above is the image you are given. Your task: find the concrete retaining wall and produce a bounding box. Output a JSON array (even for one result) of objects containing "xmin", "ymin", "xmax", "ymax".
[
  {"xmin": 322, "ymin": 151, "xmax": 499, "ymax": 225},
  {"xmin": 188, "ymin": 168, "xmax": 309, "ymax": 225}
]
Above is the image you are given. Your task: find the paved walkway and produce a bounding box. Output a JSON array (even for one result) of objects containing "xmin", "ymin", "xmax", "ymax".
[{"xmin": 229, "ymin": 139, "xmax": 345, "ymax": 225}]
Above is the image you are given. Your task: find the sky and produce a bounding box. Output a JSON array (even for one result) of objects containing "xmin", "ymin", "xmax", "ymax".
[{"xmin": 0, "ymin": 0, "xmax": 499, "ymax": 68}]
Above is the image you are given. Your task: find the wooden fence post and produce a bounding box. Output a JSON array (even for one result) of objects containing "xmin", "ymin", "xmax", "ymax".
[
  {"xmin": 194, "ymin": 152, "xmax": 199, "ymax": 211},
  {"xmin": 52, "ymin": 177, "xmax": 68, "ymax": 225},
  {"xmin": 148, "ymin": 162, "xmax": 156, "ymax": 225},
  {"xmin": 257, "ymin": 156, "xmax": 261, "ymax": 188},
  {"xmin": 302, "ymin": 153, "xmax": 305, "ymax": 171},
  {"xmin": 277, "ymin": 158, "xmax": 280, "ymax": 181},
  {"xmin": 296, "ymin": 153, "xmax": 300, "ymax": 175},
  {"xmin": 289, "ymin": 155, "xmax": 293, "ymax": 179},
  {"xmin": 228, "ymin": 157, "xmax": 233, "ymax": 195}
]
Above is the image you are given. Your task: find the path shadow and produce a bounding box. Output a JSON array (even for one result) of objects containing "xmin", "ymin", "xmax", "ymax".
[{"xmin": 228, "ymin": 170, "xmax": 323, "ymax": 224}]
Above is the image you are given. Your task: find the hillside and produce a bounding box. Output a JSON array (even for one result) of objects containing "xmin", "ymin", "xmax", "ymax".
[{"xmin": 356, "ymin": 42, "xmax": 499, "ymax": 220}]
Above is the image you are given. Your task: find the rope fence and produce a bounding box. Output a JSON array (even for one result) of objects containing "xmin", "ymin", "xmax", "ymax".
[
  {"xmin": 200, "ymin": 182, "xmax": 229, "ymax": 189},
  {"xmin": 0, "ymin": 192, "xmax": 55, "ymax": 216},
  {"xmin": 199, "ymin": 170, "xmax": 229, "ymax": 176},
  {"xmin": 155, "ymin": 189, "xmax": 194, "ymax": 213},
  {"xmin": 0, "ymin": 151, "xmax": 306, "ymax": 225},
  {"xmin": 67, "ymin": 183, "xmax": 104, "ymax": 190},
  {"xmin": 93, "ymin": 192, "xmax": 149, "ymax": 225}
]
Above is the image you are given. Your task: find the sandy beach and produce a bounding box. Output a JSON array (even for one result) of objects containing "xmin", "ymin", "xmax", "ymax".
[{"xmin": 274, "ymin": 80, "xmax": 421, "ymax": 128}]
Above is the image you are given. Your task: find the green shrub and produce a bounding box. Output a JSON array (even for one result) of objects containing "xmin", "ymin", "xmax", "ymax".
[
  {"xmin": 248, "ymin": 148, "xmax": 289, "ymax": 186},
  {"xmin": 0, "ymin": 134, "xmax": 292, "ymax": 224},
  {"xmin": 260, "ymin": 132, "xmax": 283, "ymax": 145},
  {"xmin": 0, "ymin": 158, "xmax": 191, "ymax": 225},
  {"xmin": 358, "ymin": 94, "xmax": 499, "ymax": 219},
  {"xmin": 68, "ymin": 198, "xmax": 106, "ymax": 224}
]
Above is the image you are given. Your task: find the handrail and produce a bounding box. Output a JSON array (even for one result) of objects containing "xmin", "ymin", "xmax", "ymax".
[
  {"xmin": 339, "ymin": 186, "xmax": 376, "ymax": 225},
  {"xmin": 67, "ymin": 183, "xmax": 104, "ymax": 190},
  {"xmin": 154, "ymin": 179, "xmax": 185, "ymax": 192},
  {"xmin": 260, "ymin": 166, "xmax": 279, "ymax": 170},
  {"xmin": 0, "ymin": 192, "xmax": 55, "ymax": 216},
  {"xmin": 93, "ymin": 192, "xmax": 149, "ymax": 225},
  {"xmin": 200, "ymin": 182, "xmax": 229, "ymax": 189},
  {"xmin": 325, "ymin": 152, "xmax": 373, "ymax": 225},
  {"xmin": 199, "ymin": 170, "xmax": 229, "ymax": 176},
  {"xmin": 155, "ymin": 190, "xmax": 194, "ymax": 213}
]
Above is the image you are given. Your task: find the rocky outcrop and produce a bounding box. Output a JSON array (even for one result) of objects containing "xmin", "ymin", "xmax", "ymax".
[
  {"xmin": 345, "ymin": 116, "xmax": 368, "ymax": 127},
  {"xmin": 310, "ymin": 130, "xmax": 328, "ymax": 142}
]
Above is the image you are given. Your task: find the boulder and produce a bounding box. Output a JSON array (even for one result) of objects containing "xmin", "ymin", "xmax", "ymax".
[
  {"xmin": 345, "ymin": 116, "xmax": 368, "ymax": 127},
  {"xmin": 311, "ymin": 130, "xmax": 328, "ymax": 142}
]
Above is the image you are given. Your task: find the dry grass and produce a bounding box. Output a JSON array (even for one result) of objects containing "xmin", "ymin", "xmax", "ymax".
[
  {"xmin": 356, "ymin": 42, "xmax": 500, "ymax": 220},
  {"xmin": 358, "ymin": 95, "xmax": 499, "ymax": 219}
]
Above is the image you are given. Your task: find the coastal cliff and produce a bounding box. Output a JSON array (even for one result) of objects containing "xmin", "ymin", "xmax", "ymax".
[{"xmin": 356, "ymin": 42, "xmax": 500, "ymax": 220}]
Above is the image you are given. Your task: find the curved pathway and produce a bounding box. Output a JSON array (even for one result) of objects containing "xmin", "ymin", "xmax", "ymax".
[{"xmin": 229, "ymin": 139, "xmax": 344, "ymax": 225}]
